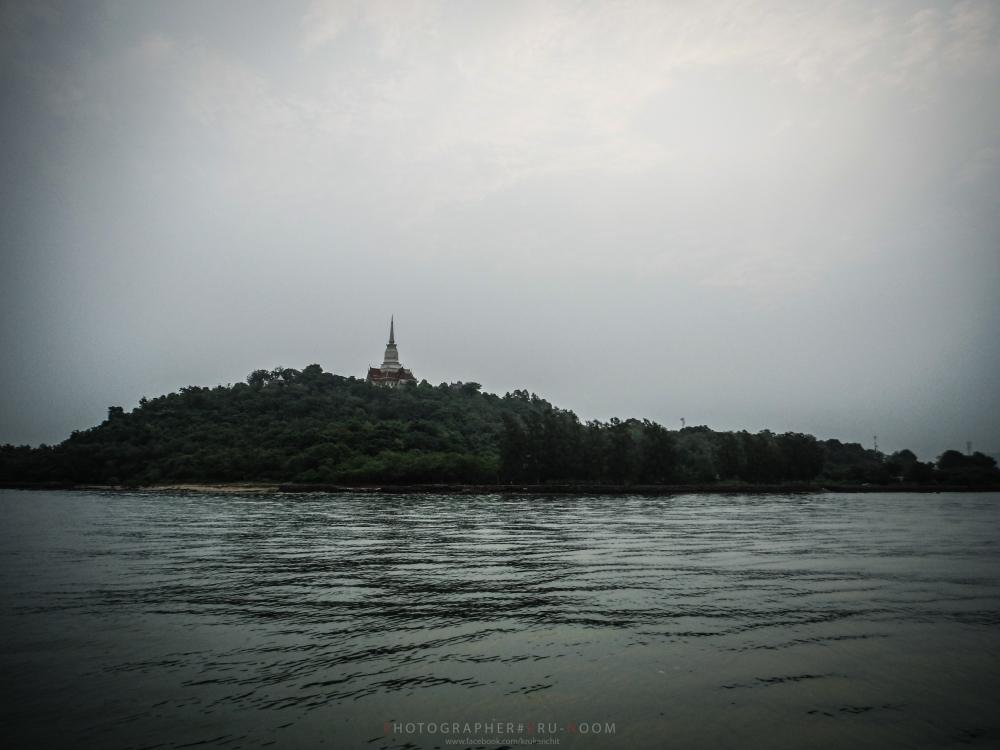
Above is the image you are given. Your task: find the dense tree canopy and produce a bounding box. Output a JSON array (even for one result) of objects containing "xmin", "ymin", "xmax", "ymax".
[{"xmin": 0, "ymin": 365, "xmax": 996, "ymax": 487}]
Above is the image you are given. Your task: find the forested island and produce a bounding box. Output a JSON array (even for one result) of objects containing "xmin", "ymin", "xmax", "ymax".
[{"xmin": 1, "ymin": 364, "xmax": 997, "ymax": 490}]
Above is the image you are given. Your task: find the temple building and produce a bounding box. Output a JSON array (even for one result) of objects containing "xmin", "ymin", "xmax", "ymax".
[{"xmin": 367, "ymin": 317, "xmax": 417, "ymax": 387}]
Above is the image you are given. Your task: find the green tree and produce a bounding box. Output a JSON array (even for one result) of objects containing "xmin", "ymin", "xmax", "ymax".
[{"xmin": 638, "ymin": 420, "xmax": 676, "ymax": 483}]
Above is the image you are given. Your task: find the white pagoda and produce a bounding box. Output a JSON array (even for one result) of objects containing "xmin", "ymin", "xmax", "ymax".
[{"xmin": 366, "ymin": 317, "xmax": 416, "ymax": 387}]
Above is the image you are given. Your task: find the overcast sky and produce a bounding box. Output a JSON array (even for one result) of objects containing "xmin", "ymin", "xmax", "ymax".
[{"xmin": 1, "ymin": 0, "xmax": 998, "ymax": 459}]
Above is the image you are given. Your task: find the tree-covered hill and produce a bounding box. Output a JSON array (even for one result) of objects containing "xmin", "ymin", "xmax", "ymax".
[
  {"xmin": 1, "ymin": 366, "xmax": 527, "ymax": 484},
  {"xmin": 1, "ymin": 364, "xmax": 996, "ymax": 487}
]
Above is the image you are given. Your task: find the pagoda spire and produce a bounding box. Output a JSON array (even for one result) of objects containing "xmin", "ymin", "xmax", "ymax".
[{"xmin": 367, "ymin": 315, "xmax": 415, "ymax": 387}]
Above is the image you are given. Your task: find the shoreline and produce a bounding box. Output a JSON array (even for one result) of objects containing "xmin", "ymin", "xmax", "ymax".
[{"xmin": 2, "ymin": 481, "xmax": 999, "ymax": 495}]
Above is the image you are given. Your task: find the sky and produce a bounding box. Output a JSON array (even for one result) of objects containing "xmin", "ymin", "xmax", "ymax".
[{"xmin": 1, "ymin": 0, "xmax": 998, "ymax": 460}]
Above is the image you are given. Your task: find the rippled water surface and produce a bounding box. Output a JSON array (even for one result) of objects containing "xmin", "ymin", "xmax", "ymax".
[{"xmin": 2, "ymin": 490, "xmax": 999, "ymax": 749}]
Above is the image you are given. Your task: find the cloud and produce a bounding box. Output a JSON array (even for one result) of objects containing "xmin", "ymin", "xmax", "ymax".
[
  {"xmin": 946, "ymin": 0, "xmax": 998, "ymax": 71},
  {"xmin": 301, "ymin": 0, "xmax": 351, "ymax": 53}
]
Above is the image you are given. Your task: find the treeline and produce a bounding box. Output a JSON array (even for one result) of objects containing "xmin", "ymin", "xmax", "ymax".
[
  {"xmin": 0, "ymin": 365, "xmax": 996, "ymax": 487},
  {"xmin": 498, "ymin": 403, "xmax": 997, "ymax": 486},
  {"xmin": 500, "ymin": 413, "xmax": 826, "ymax": 483}
]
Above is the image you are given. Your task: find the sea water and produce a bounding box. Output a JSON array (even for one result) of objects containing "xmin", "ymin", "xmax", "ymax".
[{"xmin": 1, "ymin": 490, "xmax": 998, "ymax": 748}]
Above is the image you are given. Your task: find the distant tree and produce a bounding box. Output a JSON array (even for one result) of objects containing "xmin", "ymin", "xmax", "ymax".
[
  {"xmin": 300, "ymin": 364, "xmax": 324, "ymax": 382},
  {"xmin": 499, "ymin": 414, "xmax": 528, "ymax": 482},
  {"xmin": 938, "ymin": 450, "xmax": 968, "ymax": 470},
  {"xmin": 247, "ymin": 369, "xmax": 269, "ymax": 388},
  {"xmin": 677, "ymin": 430, "xmax": 718, "ymax": 482},
  {"xmin": 606, "ymin": 418, "xmax": 635, "ymax": 484},
  {"xmin": 638, "ymin": 420, "xmax": 676, "ymax": 484},
  {"xmin": 715, "ymin": 432, "xmax": 745, "ymax": 480},
  {"xmin": 776, "ymin": 432, "xmax": 824, "ymax": 481},
  {"xmin": 740, "ymin": 431, "xmax": 783, "ymax": 482},
  {"xmin": 904, "ymin": 460, "xmax": 936, "ymax": 483},
  {"xmin": 579, "ymin": 420, "xmax": 606, "ymax": 482},
  {"xmin": 820, "ymin": 439, "xmax": 889, "ymax": 483},
  {"xmin": 885, "ymin": 449, "xmax": 918, "ymax": 480},
  {"xmin": 937, "ymin": 450, "xmax": 999, "ymax": 485}
]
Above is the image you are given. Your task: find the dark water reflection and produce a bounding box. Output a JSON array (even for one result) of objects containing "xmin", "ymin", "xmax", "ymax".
[{"xmin": 1, "ymin": 490, "xmax": 999, "ymax": 748}]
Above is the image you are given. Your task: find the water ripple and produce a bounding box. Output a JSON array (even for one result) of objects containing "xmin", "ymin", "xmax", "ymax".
[{"xmin": 2, "ymin": 490, "xmax": 999, "ymax": 749}]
